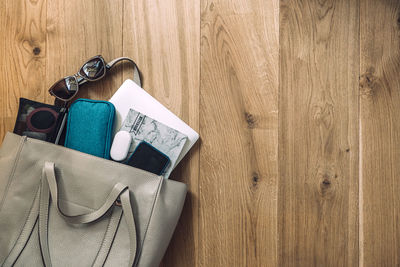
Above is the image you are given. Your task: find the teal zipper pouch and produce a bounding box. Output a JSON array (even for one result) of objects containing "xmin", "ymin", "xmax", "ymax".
[{"xmin": 65, "ymin": 99, "xmax": 115, "ymax": 159}]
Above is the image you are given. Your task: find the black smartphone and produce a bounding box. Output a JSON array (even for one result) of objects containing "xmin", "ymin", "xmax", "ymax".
[{"xmin": 127, "ymin": 141, "xmax": 170, "ymax": 176}]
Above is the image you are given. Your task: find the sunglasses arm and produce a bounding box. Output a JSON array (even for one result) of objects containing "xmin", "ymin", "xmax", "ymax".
[{"xmin": 106, "ymin": 57, "xmax": 142, "ymax": 87}]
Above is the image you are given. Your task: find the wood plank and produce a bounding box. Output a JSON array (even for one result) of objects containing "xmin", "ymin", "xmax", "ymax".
[
  {"xmin": 278, "ymin": 0, "xmax": 359, "ymax": 266},
  {"xmin": 360, "ymin": 1, "xmax": 400, "ymax": 266},
  {"xmin": 123, "ymin": 1, "xmax": 200, "ymax": 266},
  {"xmin": 46, "ymin": 0, "xmax": 125, "ymax": 103},
  {"xmin": 0, "ymin": 0, "xmax": 47, "ymax": 141},
  {"xmin": 3, "ymin": 0, "xmax": 400, "ymax": 266},
  {"xmin": 0, "ymin": 0, "xmax": 6, "ymax": 140},
  {"xmin": 200, "ymin": 0, "xmax": 279, "ymax": 266}
]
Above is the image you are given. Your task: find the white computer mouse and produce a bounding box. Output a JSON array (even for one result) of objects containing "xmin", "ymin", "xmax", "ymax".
[{"xmin": 110, "ymin": 131, "xmax": 132, "ymax": 161}]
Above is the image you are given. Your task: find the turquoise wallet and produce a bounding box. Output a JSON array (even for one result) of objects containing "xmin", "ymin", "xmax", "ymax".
[{"xmin": 64, "ymin": 99, "xmax": 115, "ymax": 159}]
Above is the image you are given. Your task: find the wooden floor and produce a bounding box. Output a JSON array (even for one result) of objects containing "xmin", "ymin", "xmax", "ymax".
[{"xmin": 0, "ymin": 0, "xmax": 399, "ymax": 266}]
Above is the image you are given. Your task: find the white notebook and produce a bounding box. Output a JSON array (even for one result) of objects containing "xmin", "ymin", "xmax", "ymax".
[{"xmin": 109, "ymin": 79, "xmax": 199, "ymax": 168}]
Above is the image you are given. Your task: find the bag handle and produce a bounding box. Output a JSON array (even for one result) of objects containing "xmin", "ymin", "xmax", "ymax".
[
  {"xmin": 39, "ymin": 162, "xmax": 137, "ymax": 267},
  {"xmin": 106, "ymin": 57, "xmax": 142, "ymax": 88}
]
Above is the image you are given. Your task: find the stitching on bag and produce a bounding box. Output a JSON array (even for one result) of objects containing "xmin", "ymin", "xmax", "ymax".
[
  {"xmin": 93, "ymin": 208, "xmax": 115, "ymax": 263},
  {"xmin": 93, "ymin": 207, "xmax": 122, "ymax": 266},
  {"xmin": 56, "ymin": 198, "xmax": 96, "ymax": 211},
  {"xmin": 3, "ymin": 187, "xmax": 40, "ymax": 265},
  {"xmin": 11, "ymin": 217, "xmax": 39, "ymax": 265},
  {"xmin": 103, "ymin": 211, "xmax": 123, "ymax": 266},
  {"xmin": 0, "ymin": 136, "xmax": 26, "ymax": 213},
  {"xmin": 38, "ymin": 170, "xmax": 49, "ymax": 264},
  {"xmin": 134, "ymin": 176, "xmax": 163, "ymax": 265}
]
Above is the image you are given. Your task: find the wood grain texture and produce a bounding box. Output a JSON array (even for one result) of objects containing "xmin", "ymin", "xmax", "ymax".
[
  {"xmin": 0, "ymin": 0, "xmax": 47, "ymax": 142},
  {"xmin": 2, "ymin": 0, "xmax": 400, "ymax": 266},
  {"xmin": 46, "ymin": 0, "xmax": 125, "ymax": 102},
  {"xmin": 279, "ymin": 0, "xmax": 359, "ymax": 266},
  {"xmin": 200, "ymin": 0, "xmax": 279, "ymax": 266},
  {"xmin": 360, "ymin": 1, "xmax": 400, "ymax": 266},
  {"xmin": 0, "ymin": 0, "xmax": 5, "ymax": 140}
]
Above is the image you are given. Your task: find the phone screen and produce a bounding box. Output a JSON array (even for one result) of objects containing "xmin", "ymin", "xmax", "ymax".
[{"xmin": 127, "ymin": 142, "xmax": 170, "ymax": 175}]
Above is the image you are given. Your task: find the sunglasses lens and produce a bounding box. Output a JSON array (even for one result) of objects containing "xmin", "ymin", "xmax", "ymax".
[
  {"xmin": 79, "ymin": 58, "xmax": 105, "ymax": 80},
  {"xmin": 50, "ymin": 76, "xmax": 78, "ymax": 100}
]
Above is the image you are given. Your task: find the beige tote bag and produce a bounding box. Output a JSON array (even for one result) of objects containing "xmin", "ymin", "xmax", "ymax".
[{"xmin": 0, "ymin": 132, "xmax": 187, "ymax": 266}]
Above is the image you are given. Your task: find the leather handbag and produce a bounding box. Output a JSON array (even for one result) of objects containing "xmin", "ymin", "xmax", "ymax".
[{"xmin": 0, "ymin": 132, "xmax": 187, "ymax": 266}]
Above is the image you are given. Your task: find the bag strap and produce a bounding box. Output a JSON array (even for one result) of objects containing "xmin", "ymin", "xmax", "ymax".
[
  {"xmin": 39, "ymin": 162, "xmax": 137, "ymax": 267},
  {"xmin": 106, "ymin": 57, "xmax": 142, "ymax": 88}
]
